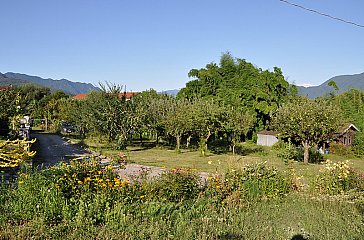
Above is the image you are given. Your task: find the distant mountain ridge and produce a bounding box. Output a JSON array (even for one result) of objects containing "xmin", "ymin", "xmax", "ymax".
[
  {"xmin": 0, "ymin": 72, "xmax": 100, "ymax": 95},
  {"xmin": 298, "ymin": 72, "xmax": 364, "ymax": 98}
]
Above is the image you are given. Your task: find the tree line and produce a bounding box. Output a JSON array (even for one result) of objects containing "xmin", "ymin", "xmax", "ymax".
[{"xmin": 1, "ymin": 52, "xmax": 363, "ymax": 163}]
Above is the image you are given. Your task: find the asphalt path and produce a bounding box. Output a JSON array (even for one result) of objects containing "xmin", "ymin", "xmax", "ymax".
[{"xmin": 31, "ymin": 132, "xmax": 89, "ymax": 169}]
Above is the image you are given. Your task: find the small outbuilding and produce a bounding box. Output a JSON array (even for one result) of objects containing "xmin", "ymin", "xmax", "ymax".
[
  {"xmin": 334, "ymin": 123, "xmax": 360, "ymax": 147},
  {"xmin": 257, "ymin": 130, "xmax": 279, "ymax": 147}
]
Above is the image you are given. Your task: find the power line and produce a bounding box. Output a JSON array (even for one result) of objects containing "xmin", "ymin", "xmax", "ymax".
[{"xmin": 279, "ymin": 0, "xmax": 364, "ymax": 28}]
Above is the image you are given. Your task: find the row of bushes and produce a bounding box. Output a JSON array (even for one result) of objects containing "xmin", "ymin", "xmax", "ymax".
[{"xmin": 1, "ymin": 159, "xmax": 363, "ymax": 226}]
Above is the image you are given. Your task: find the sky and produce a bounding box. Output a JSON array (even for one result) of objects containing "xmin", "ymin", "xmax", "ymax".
[{"xmin": 1, "ymin": 0, "xmax": 364, "ymax": 91}]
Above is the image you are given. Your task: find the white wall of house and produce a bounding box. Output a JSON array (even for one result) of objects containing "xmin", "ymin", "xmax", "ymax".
[{"xmin": 257, "ymin": 134, "xmax": 278, "ymax": 147}]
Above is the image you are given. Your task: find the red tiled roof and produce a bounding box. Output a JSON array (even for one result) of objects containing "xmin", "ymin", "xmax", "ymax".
[
  {"xmin": 118, "ymin": 92, "xmax": 140, "ymax": 99},
  {"xmin": 72, "ymin": 92, "xmax": 140, "ymax": 100},
  {"xmin": 73, "ymin": 93, "xmax": 88, "ymax": 100}
]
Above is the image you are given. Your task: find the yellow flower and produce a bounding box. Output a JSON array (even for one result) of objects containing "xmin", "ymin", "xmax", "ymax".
[
  {"xmin": 19, "ymin": 180, "xmax": 24, "ymax": 184},
  {"xmin": 208, "ymin": 161, "xmax": 212, "ymax": 165}
]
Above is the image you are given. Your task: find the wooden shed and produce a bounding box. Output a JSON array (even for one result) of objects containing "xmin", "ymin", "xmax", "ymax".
[
  {"xmin": 257, "ymin": 130, "xmax": 279, "ymax": 147},
  {"xmin": 335, "ymin": 123, "xmax": 359, "ymax": 147}
]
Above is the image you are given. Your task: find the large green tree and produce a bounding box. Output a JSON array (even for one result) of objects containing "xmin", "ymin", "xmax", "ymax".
[
  {"xmin": 271, "ymin": 98, "xmax": 341, "ymax": 163},
  {"xmin": 177, "ymin": 52, "xmax": 290, "ymax": 129}
]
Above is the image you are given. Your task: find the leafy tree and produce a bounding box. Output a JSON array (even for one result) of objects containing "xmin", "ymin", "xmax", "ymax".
[
  {"xmin": 131, "ymin": 89, "xmax": 172, "ymax": 144},
  {"xmin": 0, "ymin": 88, "xmax": 17, "ymax": 136},
  {"xmin": 162, "ymin": 98, "xmax": 191, "ymax": 152},
  {"xmin": 191, "ymin": 99, "xmax": 225, "ymax": 156},
  {"xmin": 178, "ymin": 52, "xmax": 289, "ymax": 130},
  {"xmin": 271, "ymin": 98, "xmax": 341, "ymax": 163},
  {"xmin": 330, "ymin": 89, "xmax": 364, "ymax": 156},
  {"xmin": 223, "ymin": 107, "xmax": 255, "ymax": 154}
]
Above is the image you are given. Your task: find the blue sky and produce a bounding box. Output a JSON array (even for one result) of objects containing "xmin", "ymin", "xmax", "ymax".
[{"xmin": 1, "ymin": 0, "xmax": 364, "ymax": 91}]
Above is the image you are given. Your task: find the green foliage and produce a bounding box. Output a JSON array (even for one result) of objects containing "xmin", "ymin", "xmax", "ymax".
[
  {"xmin": 225, "ymin": 163, "xmax": 291, "ymax": 201},
  {"xmin": 329, "ymin": 142, "xmax": 354, "ymax": 157},
  {"xmin": 234, "ymin": 141, "xmax": 266, "ymax": 156},
  {"xmin": 0, "ymin": 139, "xmax": 36, "ymax": 168},
  {"xmin": 271, "ymin": 97, "xmax": 342, "ymax": 163},
  {"xmin": 206, "ymin": 163, "xmax": 291, "ymax": 204},
  {"xmin": 146, "ymin": 168, "xmax": 200, "ymax": 202},
  {"xmin": 313, "ymin": 160, "xmax": 364, "ymax": 195},
  {"xmin": 330, "ymin": 89, "xmax": 364, "ymax": 157},
  {"xmin": 178, "ymin": 52, "xmax": 289, "ymax": 129},
  {"xmin": 1, "ymin": 160, "xmax": 364, "ymax": 239},
  {"xmin": 273, "ymin": 140, "xmax": 299, "ymax": 163}
]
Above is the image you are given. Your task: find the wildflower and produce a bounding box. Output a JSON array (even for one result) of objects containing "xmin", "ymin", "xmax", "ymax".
[
  {"xmin": 208, "ymin": 161, "xmax": 212, "ymax": 165},
  {"xmin": 18, "ymin": 180, "xmax": 24, "ymax": 184}
]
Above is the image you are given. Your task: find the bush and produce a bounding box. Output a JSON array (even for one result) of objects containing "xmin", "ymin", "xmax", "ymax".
[
  {"xmin": 273, "ymin": 140, "xmax": 299, "ymax": 163},
  {"xmin": 329, "ymin": 142, "xmax": 354, "ymax": 157},
  {"xmin": 313, "ymin": 160, "xmax": 364, "ymax": 195},
  {"xmin": 146, "ymin": 168, "xmax": 200, "ymax": 202},
  {"xmin": 273, "ymin": 140, "xmax": 325, "ymax": 163},
  {"xmin": 235, "ymin": 141, "xmax": 266, "ymax": 156},
  {"xmin": 206, "ymin": 163, "xmax": 291, "ymax": 203}
]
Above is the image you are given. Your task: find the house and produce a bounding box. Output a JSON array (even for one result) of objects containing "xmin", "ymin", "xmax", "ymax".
[
  {"xmin": 72, "ymin": 92, "xmax": 140, "ymax": 101},
  {"xmin": 334, "ymin": 123, "xmax": 359, "ymax": 147},
  {"xmin": 256, "ymin": 130, "xmax": 279, "ymax": 147}
]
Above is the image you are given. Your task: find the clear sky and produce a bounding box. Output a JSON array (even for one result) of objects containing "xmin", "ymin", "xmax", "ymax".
[{"xmin": 1, "ymin": 0, "xmax": 364, "ymax": 91}]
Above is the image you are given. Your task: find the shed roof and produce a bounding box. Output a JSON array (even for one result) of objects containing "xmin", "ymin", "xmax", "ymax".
[
  {"xmin": 257, "ymin": 130, "xmax": 278, "ymax": 136},
  {"xmin": 340, "ymin": 123, "xmax": 360, "ymax": 133}
]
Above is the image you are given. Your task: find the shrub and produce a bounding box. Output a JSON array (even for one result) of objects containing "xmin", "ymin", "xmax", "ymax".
[
  {"xmin": 273, "ymin": 140, "xmax": 299, "ymax": 163},
  {"xmin": 273, "ymin": 140, "xmax": 325, "ymax": 163},
  {"xmin": 146, "ymin": 168, "xmax": 200, "ymax": 202},
  {"xmin": 206, "ymin": 163, "xmax": 291, "ymax": 203},
  {"xmin": 313, "ymin": 160, "xmax": 363, "ymax": 195},
  {"xmin": 329, "ymin": 142, "xmax": 354, "ymax": 157},
  {"xmin": 235, "ymin": 141, "xmax": 266, "ymax": 156},
  {"xmin": 0, "ymin": 139, "xmax": 36, "ymax": 168}
]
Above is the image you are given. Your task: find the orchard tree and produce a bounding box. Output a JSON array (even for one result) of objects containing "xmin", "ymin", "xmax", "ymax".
[
  {"xmin": 271, "ymin": 98, "xmax": 341, "ymax": 163},
  {"xmin": 162, "ymin": 98, "xmax": 191, "ymax": 152},
  {"xmin": 223, "ymin": 107, "xmax": 255, "ymax": 154},
  {"xmin": 192, "ymin": 99, "xmax": 225, "ymax": 156}
]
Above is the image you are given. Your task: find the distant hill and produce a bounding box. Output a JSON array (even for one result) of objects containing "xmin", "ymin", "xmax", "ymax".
[
  {"xmin": 159, "ymin": 89, "xmax": 180, "ymax": 96},
  {"xmin": 0, "ymin": 72, "xmax": 31, "ymax": 86},
  {"xmin": 0, "ymin": 72, "xmax": 100, "ymax": 95},
  {"xmin": 298, "ymin": 72, "xmax": 364, "ymax": 98}
]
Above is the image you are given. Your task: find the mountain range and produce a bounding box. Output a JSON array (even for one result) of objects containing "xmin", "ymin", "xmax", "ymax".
[
  {"xmin": 1, "ymin": 71, "xmax": 364, "ymax": 98},
  {"xmin": 297, "ymin": 72, "xmax": 364, "ymax": 98},
  {"xmin": 0, "ymin": 72, "xmax": 99, "ymax": 95}
]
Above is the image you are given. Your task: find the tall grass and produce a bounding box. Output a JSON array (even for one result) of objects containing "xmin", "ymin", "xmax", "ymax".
[{"xmin": 0, "ymin": 159, "xmax": 363, "ymax": 239}]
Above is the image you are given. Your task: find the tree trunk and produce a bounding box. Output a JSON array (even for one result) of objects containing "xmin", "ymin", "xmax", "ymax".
[
  {"xmin": 139, "ymin": 133, "xmax": 143, "ymax": 145},
  {"xmin": 303, "ymin": 141, "xmax": 310, "ymax": 164},
  {"xmin": 176, "ymin": 135, "xmax": 181, "ymax": 153},
  {"xmin": 205, "ymin": 130, "xmax": 212, "ymax": 152},
  {"xmin": 186, "ymin": 135, "xmax": 192, "ymax": 149}
]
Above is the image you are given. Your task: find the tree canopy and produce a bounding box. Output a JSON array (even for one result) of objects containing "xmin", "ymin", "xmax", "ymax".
[
  {"xmin": 177, "ymin": 52, "xmax": 290, "ymax": 129},
  {"xmin": 271, "ymin": 98, "xmax": 342, "ymax": 163}
]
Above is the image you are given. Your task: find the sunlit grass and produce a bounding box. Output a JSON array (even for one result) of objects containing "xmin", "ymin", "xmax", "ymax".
[{"xmin": 66, "ymin": 135, "xmax": 364, "ymax": 184}]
